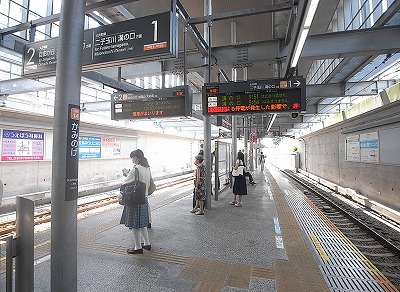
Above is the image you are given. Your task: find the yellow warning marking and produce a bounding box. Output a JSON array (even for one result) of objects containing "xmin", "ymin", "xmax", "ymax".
[
  {"xmin": 307, "ymin": 199, "xmax": 399, "ymax": 290},
  {"xmin": 309, "ymin": 233, "xmax": 329, "ymax": 261}
]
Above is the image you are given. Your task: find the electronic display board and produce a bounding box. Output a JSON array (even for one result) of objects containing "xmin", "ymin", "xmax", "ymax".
[
  {"xmin": 111, "ymin": 86, "xmax": 192, "ymax": 120},
  {"xmin": 202, "ymin": 77, "xmax": 306, "ymax": 115},
  {"xmin": 23, "ymin": 12, "xmax": 177, "ymax": 78}
]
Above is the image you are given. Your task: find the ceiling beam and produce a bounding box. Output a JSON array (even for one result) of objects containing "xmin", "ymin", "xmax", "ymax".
[
  {"xmin": 301, "ymin": 25, "xmax": 400, "ymax": 60},
  {"xmin": 188, "ymin": 2, "xmax": 293, "ymax": 24},
  {"xmin": 306, "ymin": 80, "xmax": 395, "ymax": 98},
  {"xmin": 0, "ymin": 0, "xmax": 139, "ymax": 36}
]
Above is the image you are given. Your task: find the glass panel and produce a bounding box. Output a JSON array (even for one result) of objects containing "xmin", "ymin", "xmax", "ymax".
[
  {"xmin": 51, "ymin": 21, "xmax": 59, "ymax": 37},
  {"xmin": 52, "ymin": 0, "xmax": 61, "ymax": 14},
  {"xmin": 28, "ymin": 11, "xmax": 39, "ymax": 21},
  {"xmin": 29, "ymin": 0, "xmax": 48, "ymax": 17},
  {"xmin": 0, "ymin": 0, "xmax": 10, "ymax": 16},
  {"xmin": 0, "ymin": 71, "xmax": 10, "ymax": 81},
  {"xmin": 0, "ymin": 13, "xmax": 8, "ymax": 29},
  {"xmin": 9, "ymin": 1, "xmax": 25, "ymax": 22},
  {"xmin": 11, "ymin": 64, "xmax": 21, "ymax": 75},
  {"xmin": 0, "ymin": 60, "xmax": 11, "ymax": 71},
  {"xmin": 34, "ymin": 30, "xmax": 46, "ymax": 41}
]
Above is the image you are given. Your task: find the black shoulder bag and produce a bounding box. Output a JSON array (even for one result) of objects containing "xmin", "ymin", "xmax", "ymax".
[{"xmin": 120, "ymin": 168, "xmax": 146, "ymax": 206}]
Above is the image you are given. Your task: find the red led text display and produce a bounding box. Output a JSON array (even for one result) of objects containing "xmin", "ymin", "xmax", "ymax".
[{"xmin": 203, "ymin": 78, "xmax": 306, "ymax": 115}]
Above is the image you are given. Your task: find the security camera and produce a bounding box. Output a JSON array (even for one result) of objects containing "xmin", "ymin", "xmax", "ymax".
[{"xmin": 291, "ymin": 113, "xmax": 299, "ymax": 119}]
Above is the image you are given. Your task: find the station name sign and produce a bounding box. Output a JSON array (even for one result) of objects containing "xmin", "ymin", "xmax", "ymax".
[
  {"xmin": 202, "ymin": 77, "xmax": 306, "ymax": 115},
  {"xmin": 111, "ymin": 86, "xmax": 192, "ymax": 120},
  {"xmin": 23, "ymin": 12, "xmax": 177, "ymax": 78}
]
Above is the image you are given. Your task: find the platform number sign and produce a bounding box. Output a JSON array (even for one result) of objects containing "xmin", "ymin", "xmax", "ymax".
[{"xmin": 23, "ymin": 12, "xmax": 178, "ymax": 78}]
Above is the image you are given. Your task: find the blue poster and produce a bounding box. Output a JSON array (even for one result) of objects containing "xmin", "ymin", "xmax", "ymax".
[{"xmin": 79, "ymin": 136, "xmax": 101, "ymax": 159}]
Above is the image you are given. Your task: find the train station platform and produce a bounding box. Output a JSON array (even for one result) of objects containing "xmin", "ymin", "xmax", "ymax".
[{"xmin": 30, "ymin": 165, "xmax": 396, "ymax": 291}]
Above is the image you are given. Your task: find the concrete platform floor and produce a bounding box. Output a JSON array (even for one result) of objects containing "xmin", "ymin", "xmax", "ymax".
[{"xmin": 29, "ymin": 165, "xmax": 329, "ymax": 291}]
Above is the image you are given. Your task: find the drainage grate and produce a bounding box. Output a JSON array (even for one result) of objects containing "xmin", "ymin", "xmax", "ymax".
[{"xmin": 284, "ymin": 189, "xmax": 386, "ymax": 292}]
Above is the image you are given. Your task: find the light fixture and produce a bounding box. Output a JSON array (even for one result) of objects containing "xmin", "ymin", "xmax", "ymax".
[
  {"xmin": 303, "ymin": 0, "xmax": 320, "ymax": 27},
  {"xmin": 290, "ymin": 0, "xmax": 320, "ymax": 68},
  {"xmin": 267, "ymin": 113, "xmax": 277, "ymax": 132},
  {"xmin": 291, "ymin": 28, "xmax": 309, "ymax": 68}
]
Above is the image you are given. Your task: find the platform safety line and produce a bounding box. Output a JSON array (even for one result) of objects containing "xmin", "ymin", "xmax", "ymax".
[
  {"xmin": 303, "ymin": 193, "xmax": 398, "ymax": 290},
  {"xmin": 309, "ymin": 233, "xmax": 329, "ymax": 261}
]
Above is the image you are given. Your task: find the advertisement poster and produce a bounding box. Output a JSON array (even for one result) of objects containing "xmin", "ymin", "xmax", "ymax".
[
  {"xmin": 1, "ymin": 129, "xmax": 44, "ymax": 161},
  {"xmin": 101, "ymin": 137, "xmax": 121, "ymax": 158},
  {"xmin": 360, "ymin": 132, "xmax": 379, "ymax": 163},
  {"xmin": 345, "ymin": 135, "xmax": 360, "ymax": 162},
  {"xmin": 79, "ymin": 136, "xmax": 101, "ymax": 159}
]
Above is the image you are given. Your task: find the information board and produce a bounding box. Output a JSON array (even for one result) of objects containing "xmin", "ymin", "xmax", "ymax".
[
  {"xmin": 202, "ymin": 77, "xmax": 306, "ymax": 115},
  {"xmin": 23, "ymin": 12, "xmax": 177, "ymax": 78},
  {"xmin": 111, "ymin": 86, "xmax": 192, "ymax": 120}
]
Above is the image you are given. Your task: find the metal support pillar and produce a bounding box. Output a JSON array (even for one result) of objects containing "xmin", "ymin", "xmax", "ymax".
[
  {"xmin": 231, "ymin": 21, "xmax": 238, "ymax": 167},
  {"xmin": 161, "ymin": 61, "xmax": 166, "ymax": 88},
  {"xmin": 0, "ymin": 179, "xmax": 3, "ymax": 206},
  {"xmin": 244, "ymin": 117, "xmax": 248, "ymax": 165},
  {"xmin": 214, "ymin": 141, "xmax": 219, "ymax": 200},
  {"xmin": 51, "ymin": 1, "xmax": 85, "ymax": 291},
  {"xmin": 204, "ymin": 0, "xmax": 212, "ymax": 209},
  {"xmin": 5, "ymin": 236, "xmax": 14, "ymax": 292},
  {"xmin": 15, "ymin": 196, "xmax": 34, "ymax": 292},
  {"xmin": 117, "ymin": 67, "xmax": 122, "ymax": 82}
]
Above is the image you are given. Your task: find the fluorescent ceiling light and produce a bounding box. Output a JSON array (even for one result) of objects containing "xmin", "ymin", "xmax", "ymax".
[
  {"xmin": 267, "ymin": 113, "xmax": 277, "ymax": 132},
  {"xmin": 304, "ymin": 0, "xmax": 320, "ymax": 27},
  {"xmin": 290, "ymin": 0, "xmax": 320, "ymax": 68},
  {"xmin": 291, "ymin": 28, "xmax": 309, "ymax": 68}
]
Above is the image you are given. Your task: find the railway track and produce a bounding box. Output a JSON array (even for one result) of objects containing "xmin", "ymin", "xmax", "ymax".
[
  {"xmin": 0, "ymin": 175, "xmax": 194, "ymax": 238},
  {"xmin": 283, "ymin": 169, "xmax": 400, "ymax": 290}
]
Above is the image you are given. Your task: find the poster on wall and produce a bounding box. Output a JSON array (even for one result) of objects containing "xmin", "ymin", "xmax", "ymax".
[
  {"xmin": 360, "ymin": 132, "xmax": 379, "ymax": 163},
  {"xmin": 79, "ymin": 136, "xmax": 101, "ymax": 159},
  {"xmin": 345, "ymin": 135, "xmax": 360, "ymax": 161},
  {"xmin": 101, "ymin": 137, "xmax": 121, "ymax": 158},
  {"xmin": 1, "ymin": 129, "xmax": 44, "ymax": 161}
]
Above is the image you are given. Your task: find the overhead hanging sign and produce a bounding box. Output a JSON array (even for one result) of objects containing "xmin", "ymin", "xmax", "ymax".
[
  {"xmin": 202, "ymin": 77, "xmax": 306, "ymax": 115},
  {"xmin": 111, "ymin": 86, "xmax": 193, "ymax": 120},
  {"xmin": 23, "ymin": 12, "xmax": 178, "ymax": 78}
]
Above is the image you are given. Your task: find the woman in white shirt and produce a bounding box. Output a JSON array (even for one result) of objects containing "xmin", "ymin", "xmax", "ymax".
[{"xmin": 120, "ymin": 149, "xmax": 152, "ymax": 254}]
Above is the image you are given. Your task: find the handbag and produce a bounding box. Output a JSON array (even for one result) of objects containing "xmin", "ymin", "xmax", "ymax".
[
  {"xmin": 148, "ymin": 177, "xmax": 156, "ymax": 195},
  {"xmin": 119, "ymin": 167, "xmax": 146, "ymax": 206},
  {"xmin": 232, "ymin": 165, "xmax": 245, "ymax": 177}
]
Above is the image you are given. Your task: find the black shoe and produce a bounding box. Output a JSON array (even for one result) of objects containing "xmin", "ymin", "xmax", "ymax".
[
  {"xmin": 127, "ymin": 248, "xmax": 143, "ymax": 254},
  {"xmin": 147, "ymin": 223, "xmax": 151, "ymax": 228},
  {"xmin": 142, "ymin": 244, "xmax": 151, "ymax": 250},
  {"xmin": 250, "ymin": 181, "xmax": 256, "ymax": 185}
]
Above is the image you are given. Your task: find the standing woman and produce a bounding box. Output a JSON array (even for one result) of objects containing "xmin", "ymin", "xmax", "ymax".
[
  {"xmin": 191, "ymin": 155, "xmax": 206, "ymax": 215},
  {"xmin": 120, "ymin": 149, "xmax": 152, "ymax": 254},
  {"xmin": 230, "ymin": 151, "xmax": 247, "ymax": 206}
]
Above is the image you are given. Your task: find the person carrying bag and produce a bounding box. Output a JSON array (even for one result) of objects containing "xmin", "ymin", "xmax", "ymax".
[
  {"xmin": 119, "ymin": 149, "xmax": 152, "ymax": 254},
  {"xmin": 119, "ymin": 167, "xmax": 146, "ymax": 206}
]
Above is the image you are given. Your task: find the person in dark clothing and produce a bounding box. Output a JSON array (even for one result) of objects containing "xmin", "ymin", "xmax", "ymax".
[
  {"xmin": 245, "ymin": 171, "xmax": 256, "ymax": 185},
  {"xmin": 230, "ymin": 151, "xmax": 247, "ymax": 206}
]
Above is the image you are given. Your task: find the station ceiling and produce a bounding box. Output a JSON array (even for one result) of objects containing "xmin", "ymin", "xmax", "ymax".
[{"xmin": 0, "ymin": 0, "xmax": 400, "ymax": 139}]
